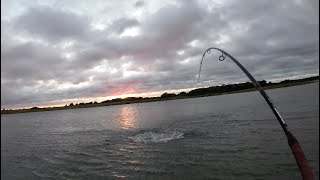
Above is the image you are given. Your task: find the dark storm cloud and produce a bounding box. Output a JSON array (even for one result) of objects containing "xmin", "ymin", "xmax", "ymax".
[{"xmin": 1, "ymin": 0, "xmax": 318, "ymax": 109}]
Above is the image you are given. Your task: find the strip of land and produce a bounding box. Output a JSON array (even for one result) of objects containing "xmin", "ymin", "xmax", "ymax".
[{"xmin": 1, "ymin": 76, "xmax": 318, "ymax": 115}]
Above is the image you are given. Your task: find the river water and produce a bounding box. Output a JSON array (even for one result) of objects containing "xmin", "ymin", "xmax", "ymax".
[{"xmin": 1, "ymin": 82, "xmax": 319, "ymax": 180}]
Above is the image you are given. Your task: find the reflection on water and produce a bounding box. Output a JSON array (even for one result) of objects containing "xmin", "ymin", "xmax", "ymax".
[
  {"xmin": 113, "ymin": 142, "xmax": 142, "ymax": 178},
  {"xmin": 117, "ymin": 107, "xmax": 141, "ymax": 178},
  {"xmin": 119, "ymin": 105, "xmax": 138, "ymax": 130},
  {"xmin": 111, "ymin": 171, "xmax": 127, "ymax": 178}
]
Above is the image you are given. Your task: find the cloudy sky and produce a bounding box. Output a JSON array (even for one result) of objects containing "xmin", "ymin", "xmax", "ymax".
[{"xmin": 1, "ymin": 0, "xmax": 319, "ymax": 109}]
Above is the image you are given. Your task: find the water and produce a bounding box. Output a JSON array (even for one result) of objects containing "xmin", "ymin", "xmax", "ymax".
[{"xmin": 1, "ymin": 82, "xmax": 319, "ymax": 180}]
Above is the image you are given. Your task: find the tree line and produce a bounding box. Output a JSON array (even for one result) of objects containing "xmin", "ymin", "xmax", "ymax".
[{"xmin": 1, "ymin": 75, "xmax": 318, "ymax": 113}]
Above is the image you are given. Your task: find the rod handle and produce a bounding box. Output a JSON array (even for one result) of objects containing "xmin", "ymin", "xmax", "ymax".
[{"xmin": 287, "ymin": 133, "xmax": 314, "ymax": 180}]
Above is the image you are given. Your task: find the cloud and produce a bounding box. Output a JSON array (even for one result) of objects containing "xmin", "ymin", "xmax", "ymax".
[
  {"xmin": 134, "ymin": 1, "xmax": 144, "ymax": 8},
  {"xmin": 13, "ymin": 6, "xmax": 91, "ymax": 42},
  {"xmin": 107, "ymin": 18, "xmax": 139, "ymax": 34},
  {"xmin": 1, "ymin": 0, "xmax": 319, "ymax": 109}
]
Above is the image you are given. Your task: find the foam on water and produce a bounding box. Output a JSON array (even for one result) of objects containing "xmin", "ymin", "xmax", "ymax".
[{"xmin": 129, "ymin": 130, "xmax": 184, "ymax": 143}]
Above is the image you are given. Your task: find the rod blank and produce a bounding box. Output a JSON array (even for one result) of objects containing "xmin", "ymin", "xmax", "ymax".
[{"xmin": 199, "ymin": 47, "xmax": 314, "ymax": 180}]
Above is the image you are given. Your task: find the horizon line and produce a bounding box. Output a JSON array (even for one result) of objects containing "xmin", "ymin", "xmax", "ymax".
[{"xmin": 2, "ymin": 74, "xmax": 318, "ymax": 111}]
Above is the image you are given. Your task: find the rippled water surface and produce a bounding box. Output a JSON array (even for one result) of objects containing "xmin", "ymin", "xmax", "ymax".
[{"xmin": 1, "ymin": 82, "xmax": 319, "ymax": 180}]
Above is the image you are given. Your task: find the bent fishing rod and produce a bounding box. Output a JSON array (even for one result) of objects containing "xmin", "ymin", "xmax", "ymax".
[{"xmin": 199, "ymin": 47, "xmax": 314, "ymax": 180}]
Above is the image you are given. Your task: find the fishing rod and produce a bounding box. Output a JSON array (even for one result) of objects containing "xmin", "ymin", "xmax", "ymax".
[{"xmin": 199, "ymin": 47, "xmax": 314, "ymax": 180}]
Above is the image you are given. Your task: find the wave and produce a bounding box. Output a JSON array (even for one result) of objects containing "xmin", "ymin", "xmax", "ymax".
[{"xmin": 129, "ymin": 130, "xmax": 184, "ymax": 143}]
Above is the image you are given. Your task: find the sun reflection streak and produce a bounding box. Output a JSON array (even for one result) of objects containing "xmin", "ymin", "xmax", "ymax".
[{"xmin": 119, "ymin": 106, "xmax": 138, "ymax": 129}]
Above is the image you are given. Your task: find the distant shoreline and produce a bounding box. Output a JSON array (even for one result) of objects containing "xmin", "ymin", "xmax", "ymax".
[{"xmin": 1, "ymin": 76, "xmax": 318, "ymax": 115}]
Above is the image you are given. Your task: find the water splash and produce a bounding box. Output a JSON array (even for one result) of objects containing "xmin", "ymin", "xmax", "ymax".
[{"xmin": 129, "ymin": 130, "xmax": 184, "ymax": 143}]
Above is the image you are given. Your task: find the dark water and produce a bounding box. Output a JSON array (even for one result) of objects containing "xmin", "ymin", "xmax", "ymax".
[{"xmin": 1, "ymin": 82, "xmax": 319, "ymax": 180}]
